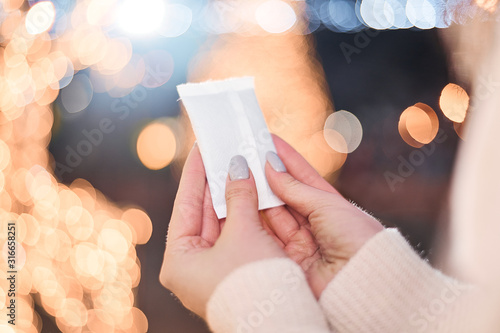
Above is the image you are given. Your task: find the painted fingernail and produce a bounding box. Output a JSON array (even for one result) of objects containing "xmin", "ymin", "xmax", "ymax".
[
  {"xmin": 229, "ymin": 155, "xmax": 249, "ymax": 181},
  {"xmin": 266, "ymin": 151, "xmax": 286, "ymax": 172}
]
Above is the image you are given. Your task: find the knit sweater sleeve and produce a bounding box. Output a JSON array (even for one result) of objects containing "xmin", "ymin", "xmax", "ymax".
[
  {"xmin": 319, "ymin": 228, "xmax": 473, "ymax": 333},
  {"xmin": 206, "ymin": 257, "xmax": 331, "ymax": 333}
]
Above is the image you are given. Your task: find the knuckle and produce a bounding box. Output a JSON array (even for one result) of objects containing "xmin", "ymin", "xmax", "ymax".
[
  {"xmin": 174, "ymin": 196, "xmax": 203, "ymax": 219},
  {"xmin": 175, "ymin": 191, "xmax": 204, "ymax": 207},
  {"xmin": 308, "ymin": 200, "xmax": 333, "ymax": 219},
  {"xmin": 225, "ymin": 185, "xmax": 255, "ymax": 203},
  {"xmin": 265, "ymin": 207, "xmax": 284, "ymax": 220},
  {"xmin": 280, "ymin": 175, "xmax": 303, "ymax": 196},
  {"xmin": 301, "ymin": 170, "xmax": 321, "ymax": 187}
]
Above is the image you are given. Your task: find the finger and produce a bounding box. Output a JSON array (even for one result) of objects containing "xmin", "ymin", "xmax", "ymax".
[
  {"xmin": 272, "ymin": 134, "xmax": 337, "ymax": 194},
  {"xmin": 168, "ymin": 144, "xmax": 206, "ymax": 240},
  {"xmin": 288, "ymin": 206, "xmax": 309, "ymax": 227},
  {"xmin": 200, "ymin": 183, "xmax": 220, "ymax": 245},
  {"xmin": 266, "ymin": 162, "xmax": 341, "ymax": 218},
  {"xmin": 263, "ymin": 205, "xmax": 300, "ymax": 245},
  {"xmin": 260, "ymin": 211, "xmax": 285, "ymax": 248},
  {"xmin": 223, "ymin": 155, "xmax": 260, "ymax": 232}
]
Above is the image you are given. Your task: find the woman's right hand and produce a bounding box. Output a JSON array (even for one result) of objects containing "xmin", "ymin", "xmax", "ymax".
[{"xmin": 263, "ymin": 135, "xmax": 384, "ymax": 298}]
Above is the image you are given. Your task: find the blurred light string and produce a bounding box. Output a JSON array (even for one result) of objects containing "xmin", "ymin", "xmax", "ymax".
[
  {"xmin": 193, "ymin": 0, "xmax": 497, "ymax": 35},
  {"xmin": 305, "ymin": 0, "xmax": 496, "ymax": 33},
  {"xmin": 0, "ymin": 0, "xmax": 156, "ymax": 331}
]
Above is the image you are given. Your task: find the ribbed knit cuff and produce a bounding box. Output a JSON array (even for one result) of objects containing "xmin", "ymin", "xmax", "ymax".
[
  {"xmin": 206, "ymin": 258, "xmax": 330, "ymax": 333},
  {"xmin": 319, "ymin": 229, "xmax": 470, "ymax": 333}
]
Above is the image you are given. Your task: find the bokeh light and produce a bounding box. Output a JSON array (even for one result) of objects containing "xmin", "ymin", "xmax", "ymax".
[
  {"xmin": 406, "ymin": 0, "xmax": 438, "ymax": 29},
  {"xmin": 3, "ymin": 0, "xmax": 23, "ymax": 12},
  {"xmin": 117, "ymin": 0, "xmax": 165, "ymax": 35},
  {"xmin": 137, "ymin": 121, "xmax": 177, "ymax": 170},
  {"xmin": 360, "ymin": 0, "xmax": 394, "ymax": 30},
  {"xmin": 0, "ymin": 2, "xmax": 155, "ymax": 330},
  {"xmin": 324, "ymin": 110, "xmax": 363, "ymax": 154},
  {"xmin": 398, "ymin": 103, "xmax": 439, "ymax": 147},
  {"xmin": 48, "ymin": 53, "xmax": 74, "ymax": 90},
  {"xmin": 475, "ymin": 0, "xmax": 499, "ymax": 12},
  {"xmin": 255, "ymin": 0, "xmax": 297, "ymax": 33},
  {"xmin": 121, "ymin": 208, "xmax": 153, "ymax": 245},
  {"xmin": 299, "ymin": 0, "xmax": 492, "ymax": 32},
  {"xmin": 454, "ymin": 119, "xmax": 467, "ymax": 140},
  {"xmin": 25, "ymin": 1, "xmax": 56, "ymax": 35},
  {"xmin": 325, "ymin": 0, "xmax": 363, "ymax": 32},
  {"xmin": 399, "ymin": 108, "xmax": 423, "ymax": 148},
  {"xmin": 159, "ymin": 4, "xmax": 193, "ymax": 38},
  {"xmin": 60, "ymin": 73, "xmax": 93, "ymax": 114},
  {"xmin": 141, "ymin": 50, "xmax": 174, "ymax": 88},
  {"xmin": 439, "ymin": 83, "xmax": 470, "ymax": 123}
]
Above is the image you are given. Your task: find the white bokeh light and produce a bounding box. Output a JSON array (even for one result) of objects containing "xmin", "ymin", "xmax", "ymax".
[
  {"xmin": 327, "ymin": 0, "xmax": 362, "ymax": 32},
  {"xmin": 324, "ymin": 110, "xmax": 363, "ymax": 154},
  {"xmin": 406, "ymin": 0, "xmax": 437, "ymax": 29},
  {"xmin": 159, "ymin": 4, "xmax": 192, "ymax": 38},
  {"xmin": 360, "ymin": 0, "xmax": 393, "ymax": 29},
  {"xmin": 384, "ymin": 0, "xmax": 413, "ymax": 29},
  {"xmin": 117, "ymin": 0, "xmax": 165, "ymax": 35},
  {"xmin": 60, "ymin": 74, "xmax": 94, "ymax": 114},
  {"xmin": 25, "ymin": 1, "xmax": 56, "ymax": 35},
  {"xmin": 255, "ymin": 0, "xmax": 297, "ymax": 33}
]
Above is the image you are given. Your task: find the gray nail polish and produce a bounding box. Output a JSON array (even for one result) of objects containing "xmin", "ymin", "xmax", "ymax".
[
  {"xmin": 266, "ymin": 151, "xmax": 286, "ymax": 172},
  {"xmin": 229, "ymin": 155, "xmax": 249, "ymax": 181}
]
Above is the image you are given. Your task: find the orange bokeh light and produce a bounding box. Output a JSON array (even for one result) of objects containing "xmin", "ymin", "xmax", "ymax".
[
  {"xmin": 137, "ymin": 122, "xmax": 177, "ymax": 170},
  {"xmin": 439, "ymin": 83, "xmax": 469, "ymax": 123},
  {"xmin": 399, "ymin": 103, "xmax": 439, "ymax": 147},
  {"xmin": 121, "ymin": 208, "xmax": 153, "ymax": 245},
  {"xmin": 0, "ymin": 6, "xmax": 152, "ymax": 320}
]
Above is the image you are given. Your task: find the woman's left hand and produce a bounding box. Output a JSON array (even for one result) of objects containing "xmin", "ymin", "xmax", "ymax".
[{"xmin": 159, "ymin": 145, "xmax": 286, "ymax": 318}]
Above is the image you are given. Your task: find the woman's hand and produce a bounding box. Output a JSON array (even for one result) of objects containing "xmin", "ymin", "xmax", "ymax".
[
  {"xmin": 159, "ymin": 145, "xmax": 285, "ymax": 318},
  {"xmin": 263, "ymin": 135, "xmax": 384, "ymax": 298}
]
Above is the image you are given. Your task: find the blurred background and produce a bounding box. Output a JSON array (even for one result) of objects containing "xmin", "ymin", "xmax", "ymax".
[{"xmin": 0, "ymin": 0, "xmax": 491, "ymax": 332}]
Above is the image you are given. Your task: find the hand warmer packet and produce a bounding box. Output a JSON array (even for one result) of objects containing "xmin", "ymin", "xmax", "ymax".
[{"xmin": 177, "ymin": 77, "xmax": 284, "ymax": 218}]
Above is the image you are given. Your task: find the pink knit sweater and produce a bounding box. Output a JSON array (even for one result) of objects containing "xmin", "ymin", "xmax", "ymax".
[{"xmin": 206, "ymin": 229, "xmax": 472, "ymax": 332}]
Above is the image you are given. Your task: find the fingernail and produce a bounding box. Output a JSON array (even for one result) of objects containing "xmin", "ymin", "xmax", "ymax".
[
  {"xmin": 229, "ymin": 155, "xmax": 249, "ymax": 181},
  {"xmin": 266, "ymin": 151, "xmax": 286, "ymax": 172}
]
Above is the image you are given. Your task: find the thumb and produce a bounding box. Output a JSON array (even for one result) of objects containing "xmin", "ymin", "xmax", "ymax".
[
  {"xmin": 265, "ymin": 156, "xmax": 341, "ymax": 218},
  {"xmin": 223, "ymin": 155, "xmax": 260, "ymax": 230}
]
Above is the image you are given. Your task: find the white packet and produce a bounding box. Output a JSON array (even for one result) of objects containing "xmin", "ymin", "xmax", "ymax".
[{"xmin": 177, "ymin": 77, "xmax": 284, "ymax": 218}]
